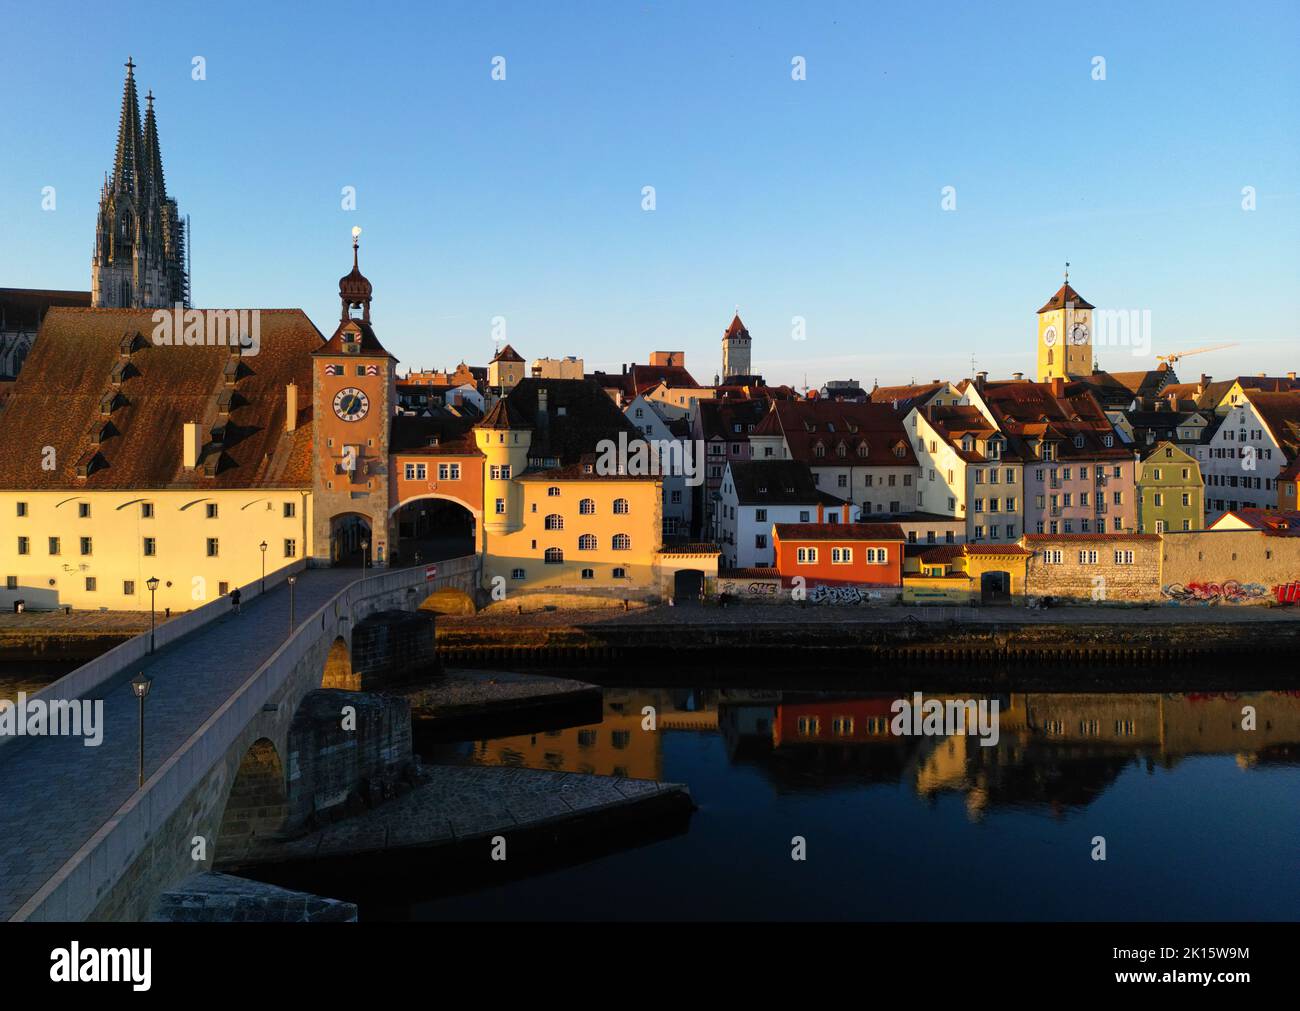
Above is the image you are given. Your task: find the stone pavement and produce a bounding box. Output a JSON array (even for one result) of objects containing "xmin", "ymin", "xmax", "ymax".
[
  {"xmin": 401, "ymin": 668, "xmax": 599, "ymax": 720},
  {"xmin": 0, "ymin": 567, "xmax": 361, "ymax": 921},
  {"xmin": 150, "ymin": 871, "xmax": 357, "ymax": 922},
  {"xmin": 233, "ymin": 764, "xmax": 690, "ymax": 865}
]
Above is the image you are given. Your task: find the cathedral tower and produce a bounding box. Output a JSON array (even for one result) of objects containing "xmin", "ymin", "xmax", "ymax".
[
  {"xmin": 1036, "ymin": 267, "xmax": 1094, "ymax": 383},
  {"xmin": 91, "ymin": 59, "xmax": 188, "ymax": 309}
]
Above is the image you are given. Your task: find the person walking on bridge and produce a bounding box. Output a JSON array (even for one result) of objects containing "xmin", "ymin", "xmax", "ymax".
[{"xmin": 230, "ymin": 587, "xmax": 242, "ymax": 615}]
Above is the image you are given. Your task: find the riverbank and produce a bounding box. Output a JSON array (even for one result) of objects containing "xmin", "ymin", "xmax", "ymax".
[
  {"xmin": 0, "ymin": 610, "xmax": 151, "ymax": 663},
  {"xmin": 435, "ymin": 603, "xmax": 1300, "ymax": 670}
]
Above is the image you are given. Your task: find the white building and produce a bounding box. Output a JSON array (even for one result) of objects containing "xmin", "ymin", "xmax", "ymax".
[
  {"xmin": 715, "ymin": 460, "xmax": 847, "ymax": 569},
  {"xmin": 1196, "ymin": 390, "xmax": 1300, "ymax": 521},
  {"xmin": 623, "ymin": 393, "xmax": 694, "ymax": 539}
]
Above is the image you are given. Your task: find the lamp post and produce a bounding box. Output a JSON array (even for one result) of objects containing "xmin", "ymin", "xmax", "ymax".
[
  {"xmin": 259, "ymin": 541, "xmax": 268, "ymax": 593},
  {"xmin": 361, "ymin": 537, "xmax": 370, "ymax": 569},
  {"xmin": 287, "ymin": 575, "xmax": 297, "ymax": 638},
  {"xmin": 146, "ymin": 576, "xmax": 160, "ymax": 654},
  {"xmin": 131, "ymin": 672, "xmax": 152, "ymax": 787}
]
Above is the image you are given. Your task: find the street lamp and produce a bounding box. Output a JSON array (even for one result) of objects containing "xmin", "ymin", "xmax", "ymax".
[
  {"xmin": 131, "ymin": 672, "xmax": 152, "ymax": 788},
  {"xmin": 146, "ymin": 576, "xmax": 160, "ymax": 654},
  {"xmin": 287, "ymin": 575, "xmax": 297, "ymax": 638},
  {"xmin": 259, "ymin": 541, "xmax": 268, "ymax": 593},
  {"xmin": 361, "ymin": 537, "xmax": 370, "ymax": 569}
]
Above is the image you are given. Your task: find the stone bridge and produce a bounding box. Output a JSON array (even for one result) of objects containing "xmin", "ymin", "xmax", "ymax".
[{"xmin": 0, "ymin": 555, "xmax": 480, "ymax": 922}]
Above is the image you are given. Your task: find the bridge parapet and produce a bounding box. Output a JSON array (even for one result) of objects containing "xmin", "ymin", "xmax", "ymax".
[{"xmin": 12, "ymin": 555, "xmax": 480, "ymax": 922}]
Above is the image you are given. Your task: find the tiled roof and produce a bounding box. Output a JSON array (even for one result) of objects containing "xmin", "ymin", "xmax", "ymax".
[
  {"xmin": 1246, "ymin": 390, "xmax": 1300, "ymax": 462},
  {"xmin": 495, "ymin": 378, "xmax": 641, "ymax": 467},
  {"xmin": 697, "ymin": 397, "xmax": 770, "ymax": 441},
  {"xmin": 719, "ymin": 566, "xmax": 778, "ymax": 578},
  {"xmin": 773, "ymin": 522, "xmax": 906, "ymax": 542},
  {"xmin": 964, "ymin": 543, "xmax": 1031, "ymax": 556},
  {"xmin": 1213, "ymin": 508, "xmax": 1300, "ymax": 536},
  {"xmin": 658, "ymin": 543, "xmax": 722, "ymax": 555},
  {"xmin": 758, "ymin": 400, "xmax": 919, "ymax": 467},
  {"xmin": 491, "ymin": 343, "xmax": 524, "ymax": 363},
  {"xmin": 314, "ymin": 318, "xmax": 393, "ymax": 358},
  {"xmin": 1023, "ymin": 533, "xmax": 1160, "ymax": 542},
  {"xmin": 723, "ymin": 314, "xmax": 750, "ymax": 339},
  {"xmin": 476, "ymin": 397, "xmax": 525, "ymax": 430},
  {"xmin": 391, "ymin": 413, "xmax": 482, "ymax": 456},
  {"xmin": 0, "ymin": 288, "xmax": 92, "ymax": 330},
  {"xmin": 0, "ymin": 307, "xmax": 321, "ymax": 489},
  {"xmin": 978, "ymin": 380, "xmax": 1128, "ymax": 460},
  {"xmin": 1036, "ymin": 283, "xmax": 1095, "ymax": 313},
  {"xmin": 727, "ymin": 460, "xmax": 819, "ymax": 505},
  {"xmin": 917, "ymin": 544, "xmax": 964, "ymax": 563}
]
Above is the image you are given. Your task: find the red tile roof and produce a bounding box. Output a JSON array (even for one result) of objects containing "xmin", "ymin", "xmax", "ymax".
[
  {"xmin": 756, "ymin": 400, "xmax": 918, "ymax": 467},
  {"xmin": 773, "ymin": 522, "xmax": 906, "ymax": 542},
  {"xmin": 1037, "ymin": 283, "xmax": 1095, "ymax": 313},
  {"xmin": 1023, "ymin": 533, "xmax": 1159, "ymax": 542}
]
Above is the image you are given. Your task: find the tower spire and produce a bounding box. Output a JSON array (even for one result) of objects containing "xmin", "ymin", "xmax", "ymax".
[{"xmin": 112, "ymin": 56, "xmax": 144, "ymax": 194}]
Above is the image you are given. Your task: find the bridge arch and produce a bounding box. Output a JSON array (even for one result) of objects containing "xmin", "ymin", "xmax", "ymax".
[
  {"xmin": 214, "ymin": 737, "xmax": 288, "ymax": 868},
  {"xmin": 329, "ymin": 512, "xmax": 373, "ymax": 568},
  {"xmin": 390, "ymin": 492, "xmax": 481, "ymax": 561},
  {"xmin": 321, "ymin": 635, "xmax": 354, "ymax": 690}
]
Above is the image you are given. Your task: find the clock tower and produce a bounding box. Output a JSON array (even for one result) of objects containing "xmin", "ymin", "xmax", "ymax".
[
  {"xmin": 311, "ymin": 229, "xmax": 397, "ymax": 567},
  {"xmin": 1036, "ymin": 267, "xmax": 1094, "ymax": 383}
]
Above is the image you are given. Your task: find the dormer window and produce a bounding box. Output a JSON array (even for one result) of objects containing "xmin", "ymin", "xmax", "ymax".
[
  {"xmin": 857, "ymin": 443, "xmax": 869, "ymax": 458},
  {"xmin": 1074, "ymin": 434, "xmax": 1085, "ymax": 448},
  {"xmin": 836, "ymin": 443, "xmax": 847, "ymax": 458},
  {"xmin": 1103, "ymin": 434, "xmax": 1114, "ymax": 447},
  {"xmin": 814, "ymin": 443, "xmax": 826, "ymax": 458}
]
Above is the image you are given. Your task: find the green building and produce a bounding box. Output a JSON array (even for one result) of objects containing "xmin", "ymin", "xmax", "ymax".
[{"xmin": 1137, "ymin": 442, "xmax": 1203, "ymax": 533}]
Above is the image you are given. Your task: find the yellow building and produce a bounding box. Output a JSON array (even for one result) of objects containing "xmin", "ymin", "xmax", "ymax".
[
  {"xmin": 903, "ymin": 543, "xmax": 1030, "ymax": 604},
  {"xmin": 0, "ymin": 307, "xmax": 319, "ymax": 613},
  {"xmin": 1136, "ymin": 441, "xmax": 1203, "ymax": 533},
  {"xmin": 1036, "ymin": 276, "xmax": 1094, "ymax": 383},
  {"xmin": 475, "ymin": 378, "xmax": 667, "ymax": 596}
]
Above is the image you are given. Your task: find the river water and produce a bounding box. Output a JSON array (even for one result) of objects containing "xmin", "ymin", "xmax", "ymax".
[{"xmin": 274, "ymin": 679, "xmax": 1300, "ymax": 921}]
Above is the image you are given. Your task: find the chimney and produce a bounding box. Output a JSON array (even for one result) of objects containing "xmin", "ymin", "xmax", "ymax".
[
  {"xmin": 1050, "ymin": 376, "xmax": 1065, "ymax": 398},
  {"xmin": 1198, "ymin": 374, "xmax": 1210, "ymax": 394},
  {"xmin": 285, "ymin": 383, "xmax": 298, "ymax": 432},
  {"xmin": 1289, "ymin": 371, "xmax": 1297, "ymax": 381},
  {"xmin": 621, "ymin": 364, "xmax": 628, "ymax": 376},
  {"xmin": 183, "ymin": 422, "xmax": 202, "ymax": 468},
  {"xmin": 975, "ymin": 371, "xmax": 988, "ymax": 390},
  {"xmin": 1012, "ymin": 372, "xmax": 1024, "ymax": 381}
]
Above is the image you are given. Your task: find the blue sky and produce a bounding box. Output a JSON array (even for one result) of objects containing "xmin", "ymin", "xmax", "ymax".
[{"xmin": 2, "ymin": 0, "xmax": 1297, "ymax": 387}]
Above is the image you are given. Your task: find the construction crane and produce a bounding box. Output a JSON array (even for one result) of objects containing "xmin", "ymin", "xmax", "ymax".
[{"xmin": 1156, "ymin": 343, "xmax": 1237, "ymax": 367}]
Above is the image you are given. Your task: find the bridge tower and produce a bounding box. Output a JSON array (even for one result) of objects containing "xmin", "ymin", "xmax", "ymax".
[{"xmin": 310, "ymin": 229, "xmax": 398, "ymax": 567}]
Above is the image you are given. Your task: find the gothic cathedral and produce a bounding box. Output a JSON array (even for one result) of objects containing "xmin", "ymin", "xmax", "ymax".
[{"xmin": 91, "ymin": 59, "xmax": 189, "ymax": 309}]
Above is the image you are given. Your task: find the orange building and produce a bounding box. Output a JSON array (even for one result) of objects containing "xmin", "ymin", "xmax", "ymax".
[{"xmin": 772, "ymin": 522, "xmax": 905, "ymax": 587}]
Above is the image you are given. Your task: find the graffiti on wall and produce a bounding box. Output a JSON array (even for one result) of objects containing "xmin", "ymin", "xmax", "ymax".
[
  {"xmin": 807, "ymin": 585, "xmax": 888, "ymax": 605},
  {"xmin": 717, "ymin": 578, "xmax": 780, "ymax": 599},
  {"xmin": 1275, "ymin": 581, "xmax": 1300, "ymax": 604},
  {"xmin": 1161, "ymin": 580, "xmax": 1270, "ymax": 605}
]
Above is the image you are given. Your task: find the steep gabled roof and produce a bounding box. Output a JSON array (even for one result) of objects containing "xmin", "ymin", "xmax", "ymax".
[
  {"xmin": 727, "ymin": 460, "xmax": 819, "ymax": 505},
  {"xmin": 491, "ymin": 343, "xmax": 525, "ymax": 363},
  {"xmin": 0, "ymin": 307, "xmax": 321, "ymax": 489},
  {"xmin": 1037, "ymin": 283, "xmax": 1095, "ymax": 313},
  {"xmin": 757, "ymin": 400, "xmax": 918, "ymax": 467}
]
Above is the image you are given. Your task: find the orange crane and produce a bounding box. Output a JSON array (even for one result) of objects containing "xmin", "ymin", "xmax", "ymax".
[{"xmin": 1156, "ymin": 343, "xmax": 1237, "ymax": 367}]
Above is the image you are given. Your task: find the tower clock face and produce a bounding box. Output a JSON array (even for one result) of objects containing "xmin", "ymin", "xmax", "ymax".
[
  {"xmin": 333, "ymin": 387, "xmax": 370, "ymax": 421},
  {"xmin": 1043, "ymin": 326, "xmax": 1058, "ymax": 347},
  {"xmin": 1070, "ymin": 324, "xmax": 1089, "ymax": 345}
]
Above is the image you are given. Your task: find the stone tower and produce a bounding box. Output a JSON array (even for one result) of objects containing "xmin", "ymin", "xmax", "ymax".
[
  {"xmin": 721, "ymin": 313, "xmax": 751, "ymax": 382},
  {"xmin": 311, "ymin": 231, "xmax": 398, "ymax": 567},
  {"xmin": 91, "ymin": 59, "xmax": 189, "ymax": 309}
]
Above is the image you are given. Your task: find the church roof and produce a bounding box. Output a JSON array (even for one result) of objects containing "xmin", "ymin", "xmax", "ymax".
[
  {"xmin": 724, "ymin": 314, "xmax": 750, "ymax": 339},
  {"xmin": 0, "ymin": 308, "xmax": 322, "ymax": 489},
  {"xmin": 1037, "ymin": 283, "xmax": 1095, "ymax": 313}
]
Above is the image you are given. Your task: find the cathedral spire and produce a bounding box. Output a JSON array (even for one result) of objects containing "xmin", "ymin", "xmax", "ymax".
[
  {"xmin": 112, "ymin": 57, "xmax": 144, "ymax": 195},
  {"xmin": 141, "ymin": 89, "xmax": 167, "ymax": 204}
]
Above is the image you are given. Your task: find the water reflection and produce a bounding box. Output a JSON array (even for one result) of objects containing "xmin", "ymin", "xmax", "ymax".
[{"xmin": 444, "ymin": 688, "xmax": 1300, "ymax": 819}]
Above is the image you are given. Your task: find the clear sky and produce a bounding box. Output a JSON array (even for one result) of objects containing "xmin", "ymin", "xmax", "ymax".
[{"xmin": 2, "ymin": 0, "xmax": 1297, "ymax": 388}]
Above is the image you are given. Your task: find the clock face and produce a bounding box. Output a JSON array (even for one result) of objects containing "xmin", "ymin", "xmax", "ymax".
[
  {"xmin": 1043, "ymin": 326, "xmax": 1058, "ymax": 347},
  {"xmin": 1071, "ymin": 324, "xmax": 1089, "ymax": 345},
  {"xmin": 332, "ymin": 387, "xmax": 370, "ymax": 421}
]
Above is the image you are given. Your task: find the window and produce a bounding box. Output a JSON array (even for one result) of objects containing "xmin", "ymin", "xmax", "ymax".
[
  {"xmin": 756, "ymin": 534, "xmax": 768, "ymax": 549},
  {"xmin": 755, "ymin": 508, "xmax": 768, "ymax": 522},
  {"xmin": 799, "ymin": 510, "xmax": 811, "ymax": 523},
  {"xmin": 866, "ymin": 547, "xmax": 888, "ymax": 564},
  {"xmin": 797, "ymin": 716, "xmax": 820, "ymax": 736},
  {"xmin": 85, "ymin": 577, "xmax": 96, "ymax": 592},
  {"xmin": 612, "ymin": 567, "xmax": 627, "ymax": 579},
  {"xmin": 80, "ymin": 537, "xmax": 92, "ymax": 556},
  {"xmin": 579, "ymin": 498, "xmax": 596, "ymax": 515},
  {"xmin": 490, "ymin": 464, "xmax": 512, "ymax": 479},
  {"xmin": 1154, "ymin": 493, "xmax": 1164, "ymax": 507},
  {"xmin": 578, "ymin": 534, "xmax": 597, "ymax": 551},
  {"xmin": 580, "ymin": 568, "xmax": 595, "ymax": 580},
  {"xmin": 495, "ymin": 498, "xmax": 506, "ymax": 514},
  {"xmin": 78, "ymin": 502, "xmax": 90, "ymax": 518},
  {"xmin": 1078, "ymin": 550, "xmax": 1099, "ymax": 564},
  {"xmin": 143, "ymin": 537, "xmax": 156, "ymax": 556},
  {"xmin": 544, "ymin": 547, "xmax": 564, "ymax": 564},
  {"xmin": 613, "ymin": 498, "xmax": 629, "ymax": 514},
  {"xmin": 206, "ymin": 503, "xmax": 219, "ymax": 519},
  {"xmin": 832, "ymin": 717, "xmax": 854, "ymax": 736},
  {"xmin": 218, "ymin": 581, "xmax": 229, "ymax": 595},
  {"xmin": 548, "ymin": 486, "xmax": 561, "ymax": 497},
  {"xmin": 404, "ymin": 463, "xmax": 427, "ymax": 480},
  {"xmin": 206, "ymin": 537, "xmax": 219, "ymax": 557},
  {"xmin": 284, "ymin": 539, "xmax": 296, "ymax": 558},
  {"xmin": 16, "ymin": 502, "xmax": 27, "ymax": 517},
  {"xmin": 1043, "ymin": 549, "xmax": 1063, "ymax": 564},
  {"xmin": 612, "ymin": 533, "xmax": 631, "ymax": 551},
  {"xmin": 796, "ymin": 546, "xmax": 819, "ymax": 564},
  {"xmin": 282, "ymin": 501, "xmax": 294, "ymax": 518},
  {"xmin": 1113, "ymin": 549, "xmax": 1134, "ymax": 565},
  {"xmin": 438, "ymin": 463, "xmax": 461, "ymax": 480},
  {"xmin": 48, "ymin": 537, "xmax": 60, "ymax": 556},
  {"xmin": 544, "ymin": 514, "xmax": 564, "ymax": 531},
  {"xmin": 511, "ymin": 568, "xmax": 526, "ymax": 579},
  {"xmin": 832, "ymin": 547, "xmax": 852, "ymax": 564}
]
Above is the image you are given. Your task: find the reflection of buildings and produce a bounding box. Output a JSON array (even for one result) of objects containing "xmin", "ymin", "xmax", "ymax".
[
  {"xmin": 467, "ymin": 688, "xmax": 1300, "ymax": 814},
  {"xmin": 467, "ymin": 689, "xmax": 717, "ymax": 780}
]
